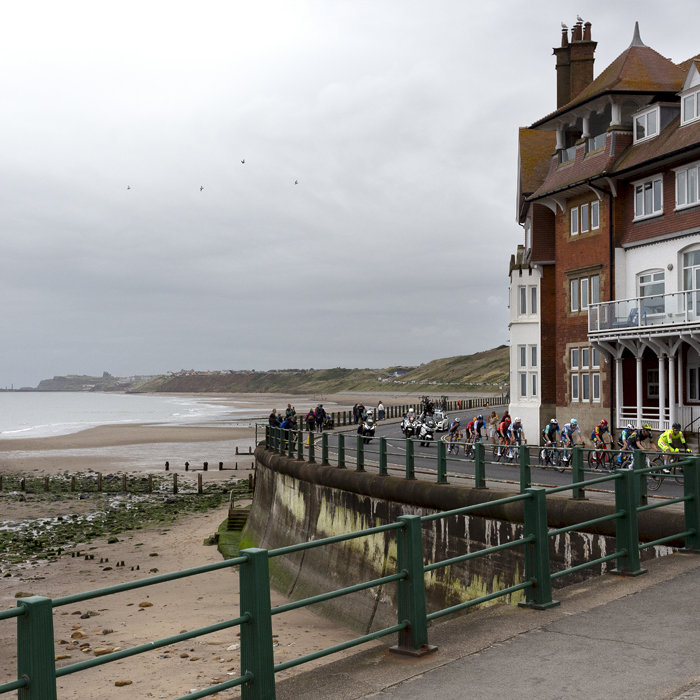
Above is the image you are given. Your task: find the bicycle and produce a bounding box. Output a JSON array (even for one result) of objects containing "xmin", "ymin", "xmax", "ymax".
[
  {"xmin": 647, "ymin": 452, "xmax": 688, "ymax": 490},
  {"xmin": 588, "ymin": 441, "xmax": 611, "ymax": 471},
  {"xmin": 538, "ymin": 439, "xmax": 562, "ymax": 471},
  {"xmin": 446, "ymin": 432, "xmax": 462, "ymax": 456},
  {"xmin": 506, "ymin": 442, "xmax": 521, "ymax": 464},
  {"xmin": 493, "ymin": 436, "xmax": 507, "ymax": 462}
]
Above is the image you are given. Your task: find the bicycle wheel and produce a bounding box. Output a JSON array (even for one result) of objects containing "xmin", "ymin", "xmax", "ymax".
[
  {"xmin": 509, "ymin": 446, "xmax": 519, "ymax": 464},
  {"xmin": 493, "ymin": 444, "xmax": 503, "ymax": 462},
  {"xmin": 587, "ymin": 450, "xmax": 599, "ymax": 471},
  {"xmin": 538, "ymin": 447, "xmax": 547, "ymax": 466},
  {"xmin": 647, "ymin": 455, "xmax": 664, "ymax": 490},
  {"xmin": 674, "ymin": 461, "xmax": 685, "ymax": 485}
]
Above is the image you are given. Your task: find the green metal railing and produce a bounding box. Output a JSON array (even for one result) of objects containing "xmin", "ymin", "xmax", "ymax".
[{"xmin": 2, "ymin": 431, "xmax": 699, "ymax": 700}]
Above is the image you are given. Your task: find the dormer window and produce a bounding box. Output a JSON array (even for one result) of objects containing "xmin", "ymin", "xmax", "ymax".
[
  {"xmin": 682, "ymin": 89, "xmax": 700, "ymax": 125},
  {"xmin": 634, "ymin": 106, "xmax": 659, "ymax": 143}
]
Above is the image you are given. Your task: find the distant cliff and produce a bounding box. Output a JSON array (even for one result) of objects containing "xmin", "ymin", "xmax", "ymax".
[
  {"xmin": 133, "ymin": 346, "xmax": 509, "ymax": 395},
  {"xmin": 34, "ymin": 374, "xmax": 128, "ymax": 392}
]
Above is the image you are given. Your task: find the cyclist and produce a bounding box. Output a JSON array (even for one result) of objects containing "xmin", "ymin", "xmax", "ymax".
[
  {"xmin": 473, "ymin": 414, "xmax": 487, "ymax": 442},
  {"xmin": 615, "ymin": 423, "xmax": 636, "ymax": 465},
  {"xmin": 658, "ymin": 423, "xmax": 691, "ymax": 466},
  {"xmin": 465, "ymin": 417, "xmax": 476, "ymax": 442},
  {"xmin": 561, "ymin": 419, "xmax": 583, "ymax": 448},
  {"xmin": 638, "ymin": 423, "xmax": 656, "ymax": 451},
  {"xmin": 447, "ymin": 417, "xmax": 462, "ymax": 454},
  {"xmin": 507, "ymin": 417, "xmax": 526, "ymax": 445},
  {"xmin": 542, "ymin": 418, "xmax": 560, "ymax": 447},
  {"xmin": 591, "ymin": 419, "xmax": 611, "ymax": 448},
  {"xmin": 498, "ymin": 414, "xmax": 512, "ymax": 444}
]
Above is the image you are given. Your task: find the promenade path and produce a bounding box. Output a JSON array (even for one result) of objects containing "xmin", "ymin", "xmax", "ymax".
[{"xmin": 276, "ymin": 552, "xmax": 700, "ymax": 700}]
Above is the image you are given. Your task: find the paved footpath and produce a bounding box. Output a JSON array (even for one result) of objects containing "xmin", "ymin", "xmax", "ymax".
[{"xmin": 276, "ymin": 553, "xmax": 700, "ymax": 700}]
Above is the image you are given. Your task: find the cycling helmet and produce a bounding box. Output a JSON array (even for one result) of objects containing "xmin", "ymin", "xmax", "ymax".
[
  {"xmin": 642, "ymin": 423, "xmax": 652, "ymax": 430},
  {"xmin": 600, "ymin": 419, "xmax": 608, "ymax": 426},
  {"xmin": 571, "ymin": 418, "xmax": 578, "ymax": 425},
  {"xmin": 626, "ymin": 423, "xmax": 634, "ymax": 430},
  {"xmin": 672, "ymin": 422, "xmax": 682, "ymax": 431},
  {"xmin": 477, "ymin": 414, "xmax": 483, "ymax": 420},
  {"xmin": 550, "ymin": 418, "xmax": 558, "ymax": 425},
  {"xmin": 455, "ymin": 418, "xmax": 461, "ymax": 423},
  {"xmin": 513, "ymin": 416, "xmax": 521, "ymax": 423}
]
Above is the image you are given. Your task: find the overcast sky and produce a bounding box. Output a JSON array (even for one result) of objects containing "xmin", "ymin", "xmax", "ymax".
[{"xmin": 1, "ymin": 1, "xmax": 697, "ymax": 387}]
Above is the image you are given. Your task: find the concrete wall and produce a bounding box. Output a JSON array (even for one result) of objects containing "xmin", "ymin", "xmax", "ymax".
[{"xmin": 243, "ymin": 448, "xmax": 676, "ymax": 635}]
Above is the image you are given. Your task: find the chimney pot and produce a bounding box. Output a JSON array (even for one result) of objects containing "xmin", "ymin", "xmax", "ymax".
[
  {"xmin": 572, "ymin": 22, "xmax": 583, "ymax": 42},
  {"xmin": 583, "ymin": 22, "xmax": 592, "ymax": 41},
  {"xmin": 561, "ymin": 27, "xmax": 569, "ymax": 48}
]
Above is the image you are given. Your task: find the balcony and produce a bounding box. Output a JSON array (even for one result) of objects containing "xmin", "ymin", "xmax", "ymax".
[{"xmin": 588, "ymin": 290, "xmax": 700, "ymax": 338}]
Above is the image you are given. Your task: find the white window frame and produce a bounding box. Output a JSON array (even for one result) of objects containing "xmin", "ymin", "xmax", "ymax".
[
  {"xmin": 581, "ymin": 203, "xmax": 589, "ymax": 233},
  {"xmin": 531, "ymin": 373, "xmax": 538, "ymax": 397},
  {"xmin": 591, "ymin": 200, "xmax": 600, "ymax": 230},
  {"xmin": 519, "ymin": 286, "xmax": 527, "ymax": 316},
  {"xmin": 570, "ymin": 279, "xmax": 579, "ymax": 312},
  {"xmin": 571, "ymin": 374, "xmax": 579, "ymax": 401},
  {"xmin": 571, "ymin": 348, "xmax": 579, "ymax": 370},
  {"xmin": 570, "ymin": 207, "xmax": 579, "ymax": 236},
  {"xmin": 581, "ymin": 278, "xmax": 589, "ymax": 309},
  {"xmin": 582, "ymin": 373, "xmax": 590, "ymax": 401},
  {"xmin": 633, "ymin": 174, "xmax": 663, "ymax": 221},
  {"xmin": 520, "ymin": 372, "xmax": 527, "ymax": 398},
  {"xmin": 519, "ymin": 345, "xmax": 526, "ymax": 368},
  {"xmin": 592, "ymin": 348, "xmax": 600, "ymax": 369},
  {"xmin": 674, "ymin": 160, "xmax": 700, "ymax": 211},
  {"xmin": 591, "ymin": 274, "xmax": 600, "ymax": 304},
  {"xmin": 531, "ymin": 345, "xmax": 537, "ymax": 368},
  {"xmin": 581, "ymin": 348, "xmax": 590, "ymax": 370},
  {"xmin": 530, "ymin": 286, "xmax": 537, "ymax": 315},
  {"xmin": 593, "ymin": 373, "xmax": 601, "ymax": 402},
  {"xmin": 633, "ymin": 105, "xmax": 660, "ymax": 143},
  {"xmin": 681, "ymin": 89, "xmax": 700, "ymax": 126}
]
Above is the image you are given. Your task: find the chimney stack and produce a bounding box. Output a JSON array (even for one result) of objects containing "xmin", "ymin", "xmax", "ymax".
[{"xmin": 553, "ymin": 19, "xmax": 597, "ymax": 108}]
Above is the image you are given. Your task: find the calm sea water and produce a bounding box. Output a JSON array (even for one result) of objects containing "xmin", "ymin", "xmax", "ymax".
[{"xmin": 0, "ymin": 392, "xmax": 242, "ymax": 439}]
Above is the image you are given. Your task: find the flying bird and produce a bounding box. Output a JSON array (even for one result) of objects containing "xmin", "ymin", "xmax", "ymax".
[
  {"xmin": 294, "ymin": 180, "xmax": 298, "ymax": 185},
  {"xmin": 241, "ymin": 159, "xmax": 245, "ymax": 164},
  {"xmin": 200, "ymin": 186, "xmax": 204, "ymax": 191},
  {"xmin": 127, "ymin": 185, "xmax": 130, "ymax": 190}
]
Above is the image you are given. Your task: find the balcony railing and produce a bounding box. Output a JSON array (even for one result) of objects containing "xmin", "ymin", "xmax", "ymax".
[
  {"xmin": 589, "ymin": 290, "xmax": 700, "ymax": 334},
  {"xmin": 559, "ymin": 145, "xmax": 577, "ymax": 164},
  {"xmin": 586, "ymin": 133, "xmax": 607, "ymax": 153}
]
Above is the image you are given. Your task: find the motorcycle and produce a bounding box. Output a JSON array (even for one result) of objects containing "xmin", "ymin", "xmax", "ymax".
[
  {"xmin": 401, "ymin": 414, "xmax": 417, "ymax": 437},
  {"xmin": 358, "ymin": 415, "xmax": 376, "ymax": 443},
  {"xmin": 416, "ymin": 416, "xmax": 436, "ymax": 447}
]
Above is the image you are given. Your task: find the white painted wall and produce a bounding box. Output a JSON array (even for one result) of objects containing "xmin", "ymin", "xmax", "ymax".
[
  {"xmin": 621, "ymin": 233, "xmax": 700, "ymax": 299},
  {"xmin": 509, "ymin": 265, "xmax": 542, "ymax": 436}
]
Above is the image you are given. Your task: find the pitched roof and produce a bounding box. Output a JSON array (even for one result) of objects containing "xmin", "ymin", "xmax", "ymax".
[
  {"xmin": 678, "ymin": 53, "xmax": 700, "ymax": 75},
  {"xmin": 518, "ymin": 128, "xmax": 556, "ymax": 194},
  {"xmin": 531, "ymin": 43, "xmax": 686, "ymax": 128},
  {"xmin": 611, "ymin": 114, "xmax": 700, "ymax": 174}
]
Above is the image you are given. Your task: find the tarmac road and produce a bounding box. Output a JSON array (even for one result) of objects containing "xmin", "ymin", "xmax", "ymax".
[{"xmin": 332, "ymin": 415, "xmax": 685, "ymax": 501}]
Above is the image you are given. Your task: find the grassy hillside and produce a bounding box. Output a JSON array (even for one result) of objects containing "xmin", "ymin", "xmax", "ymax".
[{"xmin": 133, "ymin": 346, "xmax": 509, "ymax": 395}]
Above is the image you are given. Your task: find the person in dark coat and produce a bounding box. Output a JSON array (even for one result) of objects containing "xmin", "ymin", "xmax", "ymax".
[
  {"xmin": 353, "ymin": 403, "xmax": 359, "ymax": 424},
  {"xmin": 269, "ymin": 409, "xmax": 279, "ymax": 426},
  {"xmin": 306, "ymin": 408, "xmax": 316, "ymax": 431},
  {"xmin": 316, "ymin": 404, "xmax": 326, "ymax": 431}
]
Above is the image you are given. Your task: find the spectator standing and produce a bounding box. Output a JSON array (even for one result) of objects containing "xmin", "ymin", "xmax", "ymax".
[
  {"xmin": 378, "ymin": 401, "xmax": 385, "ymax": 421},
  {"xmin": 357, "ymin": 402, "xmax": 365, "ymax": 422},
  {"xmin": 285, "ymin": 404, "xmax": 296, "ymax": 419},
  {"xmin": 487, "ymin": 411, "xmax": 499, "ymax": 444},
  {"xmin": 269, "ymin": 409, "xmax": 279, "ymax": 426},
  {"xmin": 353, "ymin": 403, "xmax": 359, "ymax": 424},
  {"xmin": 316, "ymin": 404, "xmax": 326, "ymax": 432},
  {"xmin": 305, "ymin": 408, "xmax": 316, "ymax": 431}
]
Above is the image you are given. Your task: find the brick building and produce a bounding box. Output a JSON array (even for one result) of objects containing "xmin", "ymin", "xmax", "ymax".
[{"xmin": 509, "ymin": 20, "xmax": 700, "ymax": 437}]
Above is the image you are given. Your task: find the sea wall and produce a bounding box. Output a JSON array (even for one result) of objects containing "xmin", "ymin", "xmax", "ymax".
[{"xmin": 243, "ymin": 447, "xmax": 678, "ymax": 634}]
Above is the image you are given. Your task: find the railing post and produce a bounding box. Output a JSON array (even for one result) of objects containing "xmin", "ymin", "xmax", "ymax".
[
  {"xmin": 272, "ymin": 427, "xmax": 278, "ymax": 453},
  {"xmin": 287, "ymin": 430, "xmax": 294, "ymax": 459},
  {"xmin": 321, "ymin": 433, "xmax": 329, "ymax": 466},
  {"xmin": 379, "ymin": 436, "xmax": 388, "ymax": 476},
  {"xmin": 265, "ymin": 426, "xmax": 270, "ymax": 449},
  {"xmin": 519, "ymin": 488, "xmax": 559, "ymax": 609},
  {"xmin": 683, "ymin": 456, "xmax": 700, "ymax": 552},
  {"xmin": 173, "ymin": 473, "xmax": 178, "ymax": 494},
  {"xmin": 337, "ymin": 433, "xmax": 345, "ymax": 468},
  {"xmin": 405, "ymin": 438, "xmax": 415, "ymax": 480},
  {"xmin": 239, "ymin": 549, "xmax": 276, "ymax": 700},
  {"xmin": 474, "ymin": 442, "xmax": 486, "ymax": 489},
  {"xmin": 612, "ymin": 470, "xmax": 646, "ymax": 576},
  {"xmin": 634, "ymin": 450, "xmax": 647, "ymax": 507},
  {"xmin": 356, "ymin": 434, "xmax": 365, "ymax": 471},
  {"xmin": 571, "ymin": 446, "xmax": 586, "ymax": 500},
  {"xmin": 307, "ymin": 432, "xmax": 316, "ymax": 464},
  {"xmin": 437, "ymin": 440, "xmax": 447, "ymax": 484},
  {"xmin": 17, "ymin": 596, "xmax": 58, "ymax": 700},
  {"xmin": 297, "ymin": 429, "xmax": 303, "ymax": 461},
  {"xmin": 519, "ymin": 445, "xmax": 531, "ymax": 492},
  {"xmin": 390, "ymin": 515, "xmax": 436, "ymax": 657}
]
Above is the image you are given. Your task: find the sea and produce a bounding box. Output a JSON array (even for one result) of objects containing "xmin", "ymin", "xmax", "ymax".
[{"xmin": 0, "ymin": 392, "xmax": 251, "ymax": 440}]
